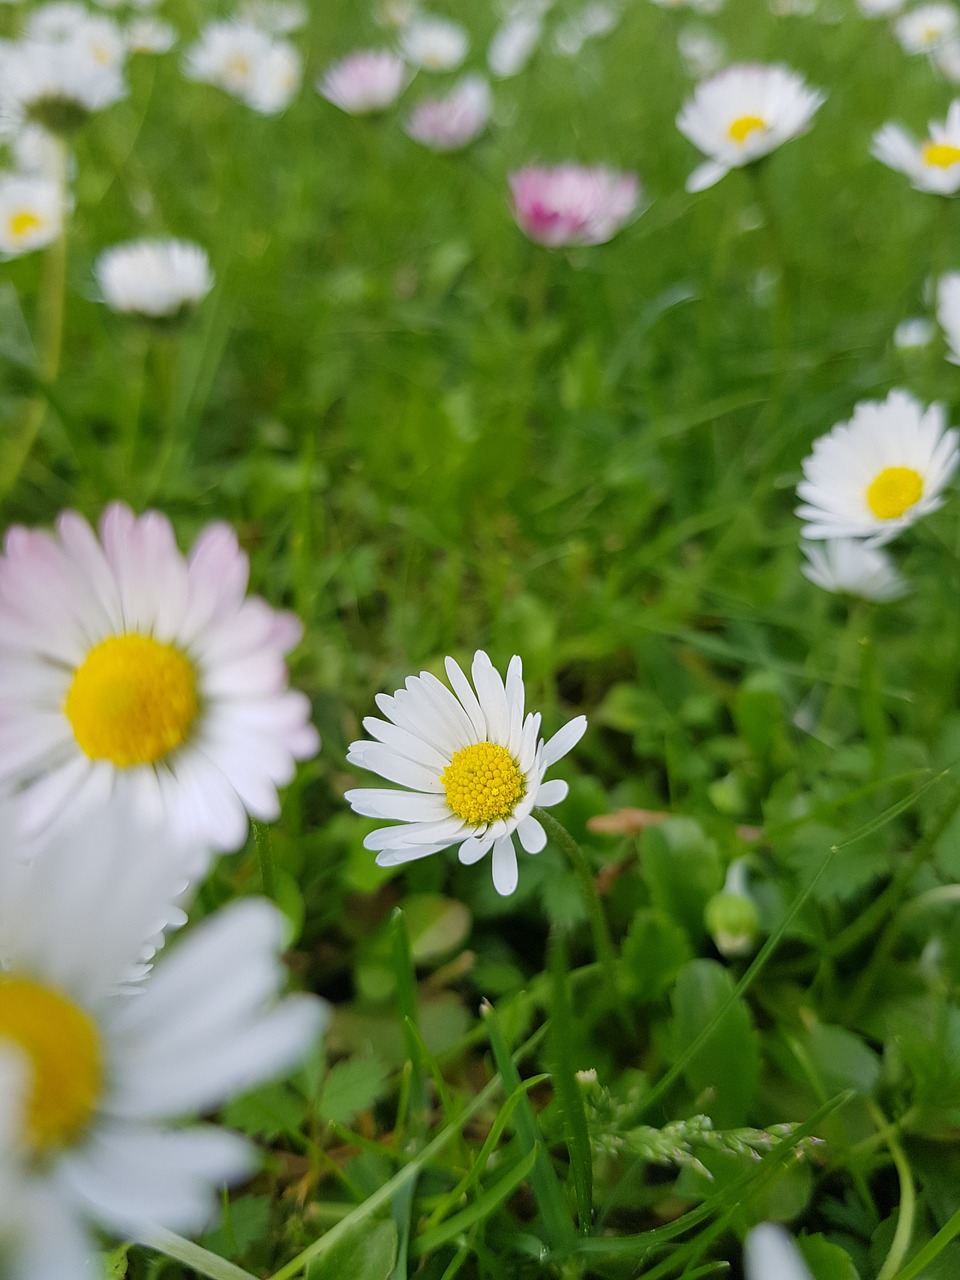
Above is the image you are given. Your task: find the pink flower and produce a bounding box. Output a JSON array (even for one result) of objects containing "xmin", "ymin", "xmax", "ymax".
[
  {"xmin": 317, "ymin": 50, "xmax": 408, "ymax": 115},
  {"xmin": 508, "ymin": 164, "xmax": 640, "ymax": 246},
  {"xmin": 405, "ymin": 74, "xmax": 491, "ymax": 151}
]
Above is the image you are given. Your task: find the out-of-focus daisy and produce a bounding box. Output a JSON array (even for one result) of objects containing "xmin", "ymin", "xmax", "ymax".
[
  {"xmin": 9, "ymin": 124, "xmax": 63, "ymax": 178},
  {"xmin": 400, "ymin": 14, "xmax": 469, "ymax": 71},
  {"xmin": 553, "ymin": 2, "xmax": 621, "ymax": 55},
  {"xmin": 796, "ymin": 389, "xmax": 959, "ymax": 545},
  {"xmin": 857, "ymin": 0, "xmax": 903, "ymax": 14},
  {"xmin": 488, "ymin": 13, "xmax": 542, "ymax": 77},
  {"xmin": 509, "ymin": 164, "xmax": 640, "ymax": 246},
  {"xmin": 2, "ymin": 40, "xmax": 127, "ymax": 132},
  {"xmin": 872, "ymin": 102, "xmax": 960, "ymax": 194},
  {"xmin": 24, "ymin": 2, "xmax": 89, "ymax": 42},
  {"xmin": 938, "ymin": 272, "xmax": 960, "ymax": 362},
  {"xmin": 0, "ymin": 174, "xmax": 61, "ymax": 257},
  {"xmin": 239, "ymin": 0, "xmax": 308, "ymax": 33},
  {"xmin": 895, "ymin": 2, "xmax": 959, "ymax": 52},
  {"xmin": 0, "ymin": 804, "xmax": 326, "ymax": 1280},
  {"xmin": 894, "ymin": 316, "xmax": 935, "ymax": 349},
  {"xmin": 0, "ymin": 502, "xmax": 320, "ymax": 850},
  {"xmin": 801, "ymin": 538, "xmax": 908, "ymax": 601},
  {"xmin": 126, "ymin": 17, "xmax": 177, "ymax": 54},
  {"xmin": 95, "ymin": 238, "xmax": 214, "ymax": 319},
  {"xmin": 405, "ymin": 75, "xmax": 491, "ymax": 151},
  {"xmin": 183, "ymin": 20, "xmax": 300, "ymax": 115},
  {"xmin": 934, "ymin": 35, "xmax": 960, "ymax": 77},
  {"xmin": 744, "ymin": 1225, "xmax": 813, "ymax": 1280},
  {"xmin": 317, "ymin": 50, "xmax": 408, "ymax": 114},
  {"xmin": 26, "ymin": 7, "xmax": 127, "ymax": 70},
  {"xmin": 345, "ymin": 651, "xmax": 587, "ymax": 896},
  {"xmin": 677, "ymin": 63, "xmax": 825, "ymax": 192},
  {"xmin": 375, "ymin": 0, "xmax": 419, "ymax": 26},
  {"xmin": 677, "ymin": 24, "xmax": 727, "ymax": 78},
  {"xmin": 650, "ymin": 0, "xmax": 723, "ymax": 11}
]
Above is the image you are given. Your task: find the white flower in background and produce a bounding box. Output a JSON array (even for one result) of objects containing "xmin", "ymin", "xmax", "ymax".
[
  {"xmin": 934, "ymin": 35, "xmax": 960, "ymax": 76},
  {"xmin": 857, "ymin": 0, "xmax": 903, "ymax": 14},
  {"xmin": 553, "ymin": 2, "xmax": 621, "ymax": 56},
  {"xmin": 0, "ymin": 502, "xmax": 320, "ymax": 851},
  {"xmin": 895, "ymin": 2, "xmax": 959, "ymax": 52},
  {"xmin": 400, "ymin": 14, "xmax": 469, "ymax": 71},
  {"xmin": 488, "ymin": 12, "xmax": 542, "ymax": 77},
  {"xmin": 346, "ymin": 650, "xmax": 587, "ymax": 896},
  {"xmin": 405, "ymin": 75, "xmax": 491, "ymax": 150},
  {"xmin": 0, "ymin": 808, "xmax": 326, "ymax": 1280},
  {"xmin": 24, "ymin": 1, "xmax": 89, "ymax": 42},
  {"xmin": 95, "ymin": 0, "xmax": 161, "ymax": 8},
  {"xmin": 938, "ymin": 272, "xmax": 960, "ymax": 362},
  {"xmin": 796, "ymin": 389, "xmax": 960, "ymax": 544},
  {"xmin": 317, "ymin": 50, "xmax": 408, "ymax": 114},
  {"xmin": 678, "ymin": 24, "xmax": 727, "ymax": 78},
  {"xmin": 0, "ymin": 174, "xmax": 61, "ymax": 257},
  {"xmin": 2, "ymin": 39, "xmax": 127, "ymax": 131},
  {"xmin": 374, "ymin": 0, "xmax": 419, "ymax": 26},
  {"xmin": 651, "ymin": 0, "xmax": 723, "ymax": 11},
  {"xmin": 238, "ymin": 0, "xmax": 308, "ymax": 33},
  {"xmin": 126, "ymin": 18, "xmax": 177, "ymax": 54},
  {"xmin": 183, "ymin": 21, "xmax": 300, "ymax": 115},
  {"xmin": 872, "ymin": 101, "xmax": 960, "ymax": 194},
  {"xmin": 801, "ymin": 539, "xmax": 909, "ymax": 601},
  {"xmin": 9, "ymin": 124, "xmax": 63, "ymax": 178},
  {"xmin": 95, "ymin": 238, "xmax": 214, "ymax": 318},
  {"xmin": 744, "ymin": 1225, "xmax": 814, "ymax": 1280},
  {"xmin": 677, "ymin": 63, "xmax": 825, "ymax": 192},
  {"xmin": 894, "ymin": 316, "xmax": 935, "ymax": 349}
]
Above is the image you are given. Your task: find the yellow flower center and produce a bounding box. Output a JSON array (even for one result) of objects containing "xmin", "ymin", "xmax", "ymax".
[
  {"xmin": 9, "ymin": 210, "xmax": 43, "ymax": 240},
  {"xmin": 922, "ymin": 141, "xmax": 960, "ymax": 168},
  {"xmin": 64, "ymin": 633, "xmax": 198, "ymax": 767},
  {"xmin": 865, "ymin": 466, "xmax": 924, "ymax": 520},
  {"xmin": 441, "ymin": 742, "xmax": 526, "ymax": 827},
  {"xmin": 0, "ymin": 976, "xmax": 102, "ymax": 1153},
  {"xmin": 728, "ymin": 114, "xmax": 767, "ymax": 145},
  {"xmin": 225, "ymin": 52, "xmax": 252, "ymax": 82}
]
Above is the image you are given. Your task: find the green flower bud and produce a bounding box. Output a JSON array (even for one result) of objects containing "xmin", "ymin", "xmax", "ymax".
[{"xmin": 704, "ymin": 891, "xmax": 759, "ymax": 957}]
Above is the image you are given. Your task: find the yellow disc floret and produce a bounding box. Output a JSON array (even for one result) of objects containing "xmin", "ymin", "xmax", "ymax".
[
  {"xmin": 9, "ymin": 211, "xmax": 43, "ymax": 240},
  {"xmin": 728, "ymin": 115, "xmax": 767, "ymax": 145},
  {"xmin": 922, "ymin": 141, "xmax": 960, "ymax": 169},
  {"xmin": 865, "ymin": 466, "xmax": 924, "ymax": 520},
  {"xmin": 441, "ymin": 742, "xmax": 526, "ymax": 827},
  {"xmin": 0, "ymin": 975, "xmax": 102, "ymax": 1153},
  {"xmin": 64, "ymin": 633, "xmax": 198, "ymax": 767}
]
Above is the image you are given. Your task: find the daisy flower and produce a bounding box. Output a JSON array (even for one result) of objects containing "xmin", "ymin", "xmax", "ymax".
[
  {"xmin": 676, "ymin": 62, "xmax": 825, "ymax": 192},
  {"xmin": 183, "ymin": 20, "xmax": 300, "ymax": 115},
  {"xmin": 1, "ymin": 39, "xmax": 127, "ymax": 132},
  {"xmin": 509, "ymin": 164, "xmax": 640, "ymax": 246},
  {"xmin": 938, "ymin": 271, "xmax": 960, "ymax": 362},
  {"xmin": 744, "ymin": 1225, "xmax": 813, "ymax": 1280},
  {"xmin": 487, "ymin": 13, "xmax": 542, "ymax": 77},
  {"xmin": 0, "ymin": 502, "xmax": 320, "ymax": 851},
  {"xmin": 405, "ymin": 75, "xmax": 491, "ymax": 151},
  {"xmin": 796, "ymin": 389, "xmax": 960, "ymax": 545},
  {"xmin": 0, "ymin": 174, "xmax": 61, "ymax": 257},
  {"xmin": 857, "ymin": 0, "xmax": 904, "ymax": 14},
  {"xmin": 317, "ymin": 50, "xmax": 408, "ymax": 114},
  {"xmin": 893, "ymin": 316, "xmax": 935, "ymax": 349},
  {"xmin": 895, "ymin": 2, "xmax": 959, "ymax": 52},
  {"xmin": 95, "ymin": 238, "xmax": 213, "ymax": 319},
  {"xmin": 345, "ymin": 650, "xmax": 587, "ymax": 896},
  {"xmin": 399, "ymin": 14, "xmax": 469, "ymax": 71},
  {"xmin": 800, "ymin": 538, "xmax": 908, "ymax": 601},
  {"xmin": 678, "ymin": 24, "xmax": 727, "ymax": 79},
  {"xmin": 0, "ymin": 802, "xmax": 326, "ymax": 1280},
  {"xmin": 553, "ymin": 3, "xmax": 621, "ymax": 56},
  {"xmin": 238, "ymin": 0, "xmax": 308, "ymax": 33},
  {"xmin": 126, "ymin": 18, "xmax": 177, "ymax": 55},
  {"xmin": 872, "ymin": 101, "xmax": 960, "ymax": 194}
]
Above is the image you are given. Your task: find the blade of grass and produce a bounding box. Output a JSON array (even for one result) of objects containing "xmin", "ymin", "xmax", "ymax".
[
  {"xmin": 547, "ymin": 924, "xmax": 594, "ymax": 1235},
  {"xmin": 411, "ymin": 1144, "xmax": 539, "ymax": 1256}
]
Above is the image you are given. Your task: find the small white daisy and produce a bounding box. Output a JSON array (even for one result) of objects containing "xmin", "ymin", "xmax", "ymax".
[
  {"xmin": 238, "ymin": 0, "xmax": 308, "ymax": 33},
  {"xmin": 938, "ymin": 271, "xmax": 960, "ymax": 363},
  {"xmin": 317, "ymin": 49, "xmax": 409, "ymax": 114},
  {"xmin": 23, "ymin": 2, "xmax": 89, "ymax": 42},
  {"xmin": 1, "ymin": 39, "xmax": 127, "ymax": 133},
  {"xmin": 893, "ymin": 316, "xmax": 935, "ymax": 349},
  {"xmin": 553, "ymin": 3, "xmax": 621, "ymax": 56},
  {"xmin": 0, "ymin": 502, "xmax": 320, "ymax": 851},
  {"xmin": 183, "ymin": 20, "xmax": 300, "ymax": 115},
  {"xmin": 95, "ymin": 238, "xmax": 213, "ymax": 318},
  {"xmin": 676, "ymin": 62, "xmax": 825, "ymax": 192},
  {"xmin": 126, "ymin": 17, "xmax": 177, "ymax": 55},
  {"xmin": 895, "ymin": 2, "xmax": 959, "ymax": 52},
  {"xmin": 488, "ymin": 13, "xmax": 542, "ymax": 78},
  {"xmin": 934, "ymin": 35, "xmax": 960, "ymax": 77},
  {"xmin": 744, "ymin": 1225, "xmax": 813, "ymax": 1280},
  {"xmin": 800, "ymin": 538, "xmax": 908, "ymax": 601},
  {"xmin": 0, "ymin": 805, "xmax": 326, "ymax": 1280},
  {"xmin": 345, "ymin": 650, "xmax": 587, "ymax": 896},
  {"xmin": 405, "ymin": 75, "xmax": 491, "ymax": 151},
  {"xmin": 857, "ymin": 0, "xmax": 904, "ymax": 14},
  {"xmin": 399, "ymin": 14, "xmax": 469, "ymax": 71},
  {"xmin": 678, "ymin": 24, "xmax": 727, "ymax": 78},
  {"xmin": 796, "ymin": 389, "xmax": 960, "ymax": 545},
  {"xmin": 0, "ymin": 174, "xmax": 61, "ymax": 257},
  {"xmin": 873, "ymin": 101, "xmax": 960, "ymax": 194}
]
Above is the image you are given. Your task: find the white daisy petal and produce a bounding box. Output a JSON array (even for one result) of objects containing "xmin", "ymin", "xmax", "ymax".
[{"xmin": 491, "ymin": 834, "xmax": 519, "ymax": 895}]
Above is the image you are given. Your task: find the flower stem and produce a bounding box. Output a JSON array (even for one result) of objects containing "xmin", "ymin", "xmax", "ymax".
[
  {"xmin": 532, "ymin": 807, "xmax": 626, "ymax": 1035},
  {"xmin": 252, "ymin": 820, "xmax": 276, "ymax": 899},
  {"xmin": 870, "ymin": 1102, "xmax": 916, "ymax": 1280}
]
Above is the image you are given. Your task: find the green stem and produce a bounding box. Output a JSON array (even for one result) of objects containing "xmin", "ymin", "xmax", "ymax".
[
  {"xmin": 533, "ymin": 808, "xmax": 625, "ymax": 1033},
  {"xmin": 141, "ymin": 1227, "xmax": 259, "ymax": 1280},
  {"xmin": 747, "ymin": 161, "xmax": 790, "ymax": 422},
  {"xmin": 891, "ymin": 1203, "xmax": 960, "ymax": 1280},
  {"xmin": 252, "ymin": 821, "xmax": 276, "ymax": 900},
  {"xmin": 870, "ymin": 1102, "xmax": 916, "ymax": 1280},
  {"xmin": 818, "ymin": 601, "xmax": 867, "ymax": 741}
]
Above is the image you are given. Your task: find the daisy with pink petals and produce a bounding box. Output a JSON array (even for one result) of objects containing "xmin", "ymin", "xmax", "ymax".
[
  {"xmin": 0, "ymin": 502, "xmax": 319, "ymax": 852},
  {"xmin": 317, "ymin": 50, "xmax": 408, "ymax": 115},
  {"xmin": 345, "ymin": 650, "xmax": 587, "ymax": 896},
  {"xmin": 508, "ymin": 164, "xmax": 640, "ymax": 246},
  {"xmin": 405, "ymin": 74, "xmax": 491, "ymax": 151}
]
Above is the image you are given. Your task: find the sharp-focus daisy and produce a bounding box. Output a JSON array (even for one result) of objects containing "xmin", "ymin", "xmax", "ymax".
[
  {"xmin": 317, "ymin": 50, "xmax": 408, "ymax": 114},
  {"xmin": 744, "ymin": 1225, "xmax": 813, "ymax": 1280},
  {"xmin": 0, "ymin": 174, "xmax": 61, "ymax": 257},
  {"xmin": 0, "ymin": 502, "xmax": 320, "ymax": 850},
  {"xmin": 126, "ymin": 18, "xmax": 177, "ymax": 55},
  {"xmin": 95, "ymin": 238, "xmax": 213, "ymax": 319},
  {"xmin": 676, "ymin": 63, "xmax": 825, "ymax": 192},
  {"xmin": 509, "ymin": 164, "xmax": 640, "ymax": 246},
  {"xmin": 796, "ymin": 389, "xmax": 960, "ymax": 545},
  {"xmin": 800, "ymin": 538, "xmax": 908, "ymax": 601},
  {"xmin": 405, "ymin": 75, "xmax": 491, "ymax": 151},
  {"xmin": 873, "ymin": 102, "xmax": 960, "ymax": 194},
  {"xmin": 938, "ymin": 272, "xmax": 960, "ymax": 363},
  {"xmin": 399, "ymin": 14, "xmax": 469, "ymax": 71},
  {"xmin": 1, "ymin": 39, "xmax": 127, "ymax": 133},
  {"xmin": 183, "ymin": 20, "xmax": 300, "ymax": 115},
  {"xmin": 345, "ymin": 651, "xmax": 587, "ymax": 896},
  {"xmin": 895, "ymin": 2, "xmax": 959, "ymax": 52},
  {"xmin": 0, "ymin": 805, "xmax": 326, "ymax": 1280},
  {"xmin": 488, "ymin": 13, "xmax": 542, "ymax": 77}
]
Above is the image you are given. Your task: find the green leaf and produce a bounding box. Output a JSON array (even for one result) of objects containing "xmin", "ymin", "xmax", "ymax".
[
  {"xmin": 202, "ymin": 1195, "xmax": 271, "ymax": 1261},
  {"xmin": 641, "ymin": 820, "xmax": 723, "ymax": 944},
  {"xmin": 800, "ymin": 1024, "xmax": 880, "ymax": 1097},
  {"xmin": 796, "ymin": 1234, "xmax": 862, "ymax": 1280},
  {"xmin": 622, "ymin": 908, "xmax": 693, "ymax": 1003},
  {"xmin": 317, "ymin": 1055, "xmax": 390, "ymax": 1126},
  {"xmin": 670, "ymin": 960, "xmax": 760, "ymax": 1127},
  {"xmin": 221, "ymin": 1083, "xmax": 307, "ymax": 1142},
  {"xmin": 306, "ymin": 1221, "xmax": 398, "ymax": 1280}
]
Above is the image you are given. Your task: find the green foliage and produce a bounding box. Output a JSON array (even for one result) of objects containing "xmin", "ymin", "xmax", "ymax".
[{"xmin": 305, "ymin": 1222, "xmax": 398, "ymax": 1280}]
